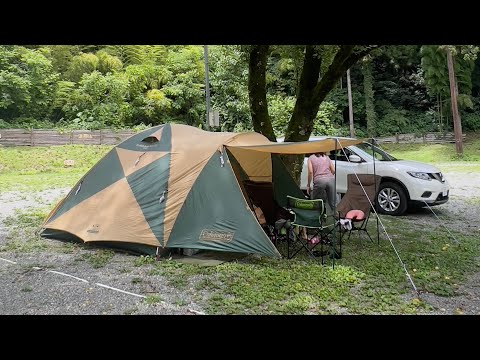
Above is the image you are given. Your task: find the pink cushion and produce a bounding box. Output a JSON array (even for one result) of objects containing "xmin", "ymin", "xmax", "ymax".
[{"xmin": 345, "ymin": 209, "xmax": 365, "ymax": 220}]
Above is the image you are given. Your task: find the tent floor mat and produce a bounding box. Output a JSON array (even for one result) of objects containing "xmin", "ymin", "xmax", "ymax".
[{"xmin": 171, "ymin": 251, "xmax": 247, "ymax": 266}]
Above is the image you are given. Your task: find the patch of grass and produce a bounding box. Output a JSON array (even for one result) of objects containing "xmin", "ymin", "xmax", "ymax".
[
  {"xmin": 134, "ymin": 255, "xmax": 156, "ymax": 267},
  {"xmin": 381, "ymin": 135, "xmax": 480, "ymax": 164},
  {"xmin": 123, "ymin": 307, "xmax": 138, "ymax": 315},
  {"xmin": 145, "ymin": 294, "xmax": 163, "ymax": 305},
  {"xmin": 131, "ymin": 277, "xmax": 142, "ymax": 284},
  {"xmin": 81, "ymin": 250, "xmax": 115, "ymax": 269},
  {"xmin": 145, "ymin": 220, "xmax": 478, "ymax": 314},
  {"xmin": 0, "ymin": 208, "xmax": 52, "ymax": 253},
  {"xmin": 0, "ymin": 145, "xmax": 112, "ymax": 193},
  {"xmin": 59, "ymin": 242, "xmax": 81, "ymax": 254},
  {"xmin": 173, "ymin": 298, "xmax": 188, "ymax": 306},
  {"xmin": 149, "ymin": 260, "xmax": 216, "ymax": 289}
]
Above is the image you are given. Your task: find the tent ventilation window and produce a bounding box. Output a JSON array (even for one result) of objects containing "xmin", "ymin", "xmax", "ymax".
[{"xmin": 141, "ymin": 136, "xmax": 159, "ymax": 144}]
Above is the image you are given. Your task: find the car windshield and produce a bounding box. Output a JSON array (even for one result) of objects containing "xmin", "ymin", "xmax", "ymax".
[{"xmin": 355, "ymin": 142, "xmax": 397, "ymax": 161}]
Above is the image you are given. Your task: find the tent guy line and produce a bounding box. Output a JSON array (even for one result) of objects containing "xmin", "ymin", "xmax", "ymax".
[
  {"xmin": 0, "ymin": 257, "xmax": 17, "ymax": 264},
  {"xmin": 95, "ymin": 282, "xmax": 146, "ymax": 299},
  {"xmin": 336, "ymin": 139, "xmax": 419, "ymax": 295},
  {"xmin": 48, "ymin": 270, "xmax": 90, "ymax": 283},
  {"xmin": 0, "ymin": 256, "xmax": 147, "ymax": 299},
  {"xmin": 2, "ymin": 256, "xmax": 206, "ymax": 314}
]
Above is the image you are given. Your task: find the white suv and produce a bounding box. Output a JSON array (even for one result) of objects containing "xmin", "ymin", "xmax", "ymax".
[{"xmin": 297, "ymin": 137, "xmax": 450, "ymax": 216}]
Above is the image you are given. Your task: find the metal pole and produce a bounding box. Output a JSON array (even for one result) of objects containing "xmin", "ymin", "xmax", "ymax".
[
  {"xmin": 372, "ymin": 138, "xmax": 380, "ymax": 245},
  {"xmin": 347, "ymin": 69, "xmax": 355, "ymax": 138},
  {"xmin": 332, "ymin": 139, "xmax": 338, "ymax": 269},
  {"xmin": 203, "ymin": 45, "xmax": 211, "ymax": 131}
]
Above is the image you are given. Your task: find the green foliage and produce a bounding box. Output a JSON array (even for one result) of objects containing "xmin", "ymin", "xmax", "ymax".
[
  {"xmin": 145, "ymin": 295, "xmax": 163, "ymax": 305},
  {"xmin": 41, "ymin": 45, "xmax": 80, "ymax": 77},
  {"xmin": 106, "ymin": 45, "xmax": 168, "ymax": 66},
  {"xmin": 96, "ymin": 50, "xmax": 123, "ymax": 74},
  {"xmin": 312, "ymin": 101, "xmax": 339, "ymax": 136},
  {"xmin": 66, "ymin": 52, "xmax": 99, "ymax": 82},
  {"xmin": 62, "ymin": 71, "xmax": 129, "ymax": 128},
  {"xmin": 209, "ymin": 45, "xmax": 251, "ymax": 132},
  {"xmin": 421, "ymin": 45, "xmax": 450, "ymax": 98},
  {"xmin": 362, "ymin": 60, "xmax": 377, "ymax": 137},
  {"xmin": 1, "ymin": 44, "xmax": 480, "ymax": 139},
  {"xmin": 421, "ymin": 44, "xmax": 477, "ymax": 129},
  {"xmin": 376, "ymin": 108, "xmax": 437, "ymax": 135},
  {"xmin": 0, "ymin": 45, "xmax": 58, "ymax": 121},
  {"xmin": 81, "ymin": 249, "xmax": 115, "ymax": 268},
  {"xmin": 269, "ymin": 94, "xmax": 295, "ymax": 137},
  {"xmin": 462, "ymin": 112, "xmax": 480, "ymax": 131},
  {"xmin": 267, "ymin": 45, "xmax": 304, "ymax": 97},
  {"xmin": 134, "ymin": 255, "xmax": 157, "ymax": 266}
]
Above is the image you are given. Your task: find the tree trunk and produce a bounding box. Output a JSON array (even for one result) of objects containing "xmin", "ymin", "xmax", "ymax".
[
  {"xmin": 347, "ymin": 68, "xmax": 355, "ymax": 137},
  {"xmin": 439, "ymin": 94, "xmax": 443, "ymax": 132},
  {"xmin": 447, "ymin": 50, "xmax": 464, "ymax": 154},
  {"xmin": 247, "ymin": 45, "xmax": 380, "ymax": 182},
  {"xmin": 248, "ymin": 45, "xmax": 275, "ymax": 141},
  {"xmin": 281, "ymin": 46, "xmax": 324, "ymax": 178}
]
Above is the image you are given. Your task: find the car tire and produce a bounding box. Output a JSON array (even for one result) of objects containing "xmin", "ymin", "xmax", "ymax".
[{"xmin": 376, "ymin": 181, "xmax": 408, "ymax": 216}]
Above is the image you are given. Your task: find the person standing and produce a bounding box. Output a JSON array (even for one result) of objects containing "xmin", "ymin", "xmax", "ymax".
[{"xmin": 306, "ymin": 152, "xmax": 336, "ymax": 211}]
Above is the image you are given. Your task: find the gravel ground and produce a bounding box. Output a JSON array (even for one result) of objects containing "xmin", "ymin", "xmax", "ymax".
[
  {"xmin": 0, "ymin": 188, "xmax": 204, "ymax": 315},
  {"xmin": 1, "ymin": 168, "xmax": 479, "ymax": 315},
  {"xmin": 399, "ymin": 167, "xmax": 480, "ymax": 314}
]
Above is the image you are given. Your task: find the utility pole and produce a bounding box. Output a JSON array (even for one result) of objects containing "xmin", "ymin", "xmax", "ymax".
[
  {"xmin": 203, "ymin": 45, "xmax": 211, "ymax": 131},
  {"xmin": 347, "ymin": 69, "xmax": 355, "ymax": 137},
  {"xmin": 446, "ymin": 49, "xmax": 463, "ymax": 154}
]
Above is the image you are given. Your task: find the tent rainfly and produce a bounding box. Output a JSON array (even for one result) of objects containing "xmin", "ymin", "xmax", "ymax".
[{"xmin": 41, "ymin": 124, "xmax": 362, "ymax": 257}]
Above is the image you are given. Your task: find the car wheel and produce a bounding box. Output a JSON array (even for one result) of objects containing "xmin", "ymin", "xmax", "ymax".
[{"xmin": 376, "ymin": 181, "xmax": 408, "ymax": 216}]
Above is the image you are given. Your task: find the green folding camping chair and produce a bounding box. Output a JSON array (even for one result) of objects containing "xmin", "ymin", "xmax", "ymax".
[{"xmin": 285, "ymin": 195, "xmax": 335, "ymax": 263}]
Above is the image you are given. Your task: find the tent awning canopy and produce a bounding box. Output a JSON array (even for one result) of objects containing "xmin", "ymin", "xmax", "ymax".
[{"xmin": 226, "ymin": 137, "xmax": 364, "ymax": 154}]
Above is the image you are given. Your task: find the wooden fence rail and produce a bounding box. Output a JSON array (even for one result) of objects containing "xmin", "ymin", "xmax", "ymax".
[
  {"xmin": 0, "ymin": 129, "xmax": 467, "ymax": 147},
  {"xmin": 0, "ymin": 129, "xmax": 137, "ymax": 146}
]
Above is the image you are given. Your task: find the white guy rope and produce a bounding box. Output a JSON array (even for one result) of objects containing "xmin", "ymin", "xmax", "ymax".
[
  {"xmin": 0, "ymin": 257, "xmax": 17, "ymax": 264},
  {"xmin": 422, "ymin": 201, "xmax": 460, "ymax": 245},
  {"xmin": 48, "ymin": 270, "xmax": 89, "ymax": 283},
  {"xmin": 95, "ymin": 283, "xmax": 146, "ymax": 299},
  {"xmin": 1, "ymin": 257, "xmax": 148, "ymax": 299},
  {"xmin": 336, "ymin": 139, "xmax": 419, "ymax": 294}
]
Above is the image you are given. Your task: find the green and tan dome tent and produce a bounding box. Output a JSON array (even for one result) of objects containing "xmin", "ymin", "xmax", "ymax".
[{"xmin": 40, "ymin": 124, "xmax": 361, "ymax": 258}]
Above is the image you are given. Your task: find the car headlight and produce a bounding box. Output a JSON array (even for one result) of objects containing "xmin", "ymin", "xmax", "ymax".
[{"xmin": 407, "ymin": 171, "xmax": 431, "ymax": 181}]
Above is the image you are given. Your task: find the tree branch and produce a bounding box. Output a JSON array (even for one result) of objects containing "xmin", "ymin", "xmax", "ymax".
[{"xmin": 312, "ymin": 45, "xmax": 380, "ymax": 106}]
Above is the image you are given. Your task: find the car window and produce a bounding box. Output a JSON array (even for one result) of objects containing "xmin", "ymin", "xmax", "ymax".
[
  {"xmin": 329, "ymin": 148, "xmax": 352, "ymax": 162},
  {"xmin": 356, "ymin": 142, "xmax": 397, "ymax": 161}
]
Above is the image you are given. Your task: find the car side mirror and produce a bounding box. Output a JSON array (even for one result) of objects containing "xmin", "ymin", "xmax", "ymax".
[{"xmin": 348, "ymin": 154, "xmax": 362, "ymax": 163}]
